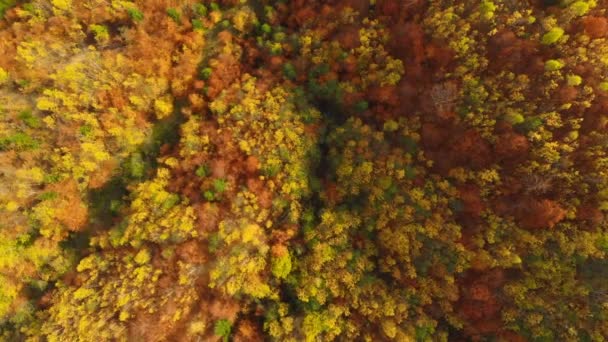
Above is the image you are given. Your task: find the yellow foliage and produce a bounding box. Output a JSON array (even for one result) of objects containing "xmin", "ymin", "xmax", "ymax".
[
  {"xmin": 0, "ymin": 67, "xmax": 8, "ymax": 85},
  {"xmin": 154, "ymin": 97, "xmax": 174, "ymax": 119}
]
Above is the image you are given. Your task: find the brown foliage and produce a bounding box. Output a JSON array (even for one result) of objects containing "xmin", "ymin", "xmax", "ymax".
[
  {"xmin": 234, "ymin": 319, "xmax": 263, "ymax": 342},
  {"xmin": 209, "ymin": 297, "xmax": 241, "ymax": 322}
]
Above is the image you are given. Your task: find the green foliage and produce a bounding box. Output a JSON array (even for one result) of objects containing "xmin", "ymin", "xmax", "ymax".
[
  {"xmin": 79, "ymin": 124, "xmax": 93, "ymax": 136},
  {"xmin": 192, "ymin": 3, "xmax": 207, "ymax": 17},
  {"xmin": 89, "ymin": 24, "xmax": 109, "ymax": 44},
  {"xmin": 203, "ymin": 190, "xmax": 216, "ymax": 201},
  {"xmin": 38, "ymin": 191, "xmax": 58, "ymax": 201},
  {"xmin": 261, "ymin": 23, "xmax": 272, "ymax": 34},
  {"xmin": 0, "ymin": 0, "xmax": 16, "ymax": 17},
  {"xmin": 195, "ymin": 164, "xmax": 209, "ymax": 177},
  {"xmin": 212, "ymin": 178, "xmax": 227, "ymax": 193},
  {"xmin": 128, "ymin": 152, "xmax": 145, "ymax": 178},
  {"xmin": 0, "ymin": 132, "xmax": 39, "ymax": 150},
  {"xmin": 504, "ymin": 111, "xmax": 525, "ymax": 125},
  {"xmin": 283, "ymin": 63, "xmax": 297, "ymax": 80},
  {"xmin": 200, "ymin": 67, "xmax": 212, "ymax": 80},
  {"xmin": 192, "ymin": 19, "xmax": 204, "ymax": 30},
  {"xmin": 519, "ymin": 116, "xmax": 543, "ymax": 132},
  {"xmin": 354, "ymin": 100, "xmax": 369, "ymax": 113},
  {"xmin": 127, "ymin": 7, "xmax": 144, "ymax": 22},
  {"xmin": 18, "ymin": 110, "xmax": 40, "ymax": 128},
  {"xmin": 214, "ymin": 319, "xmax": 232, "ymax": 341},
  {"xmin": 166, "ymin": 8, "xmax": 181, "ymax": 23}
]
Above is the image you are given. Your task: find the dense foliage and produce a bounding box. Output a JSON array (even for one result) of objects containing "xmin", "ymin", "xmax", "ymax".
[{"xmin": 0, "ymin": 0, "xmax": 607, "ymax": 341}]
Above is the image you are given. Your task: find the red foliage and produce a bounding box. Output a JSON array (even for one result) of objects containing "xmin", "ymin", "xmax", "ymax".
[
  {"xmin": 422, "ymin": 124, "xmax": 495, "ymax": 173},
  {"xmin": 396, "ymin": 79, "xmax": 420, "ymax": 114},
  {"xmin": 488, "ymin": 30, "xmax": 540, "ymax": 74},
  {"xmin": 470, "ymin": 282, "xmax": 492, "ymax": 302},
  {"xmin": 324, "ymin": 181, "xmax": 341, "ymax": 206},
  {"xmin": 583, "ymin": 16, "xmax": 608, "ymax": 39},
  {"xmin": 494, "ymin": 131, "xmax": 530, "ymax": 161},
  {"xmin": 424, "ymin": 43, "xmax": 455, "ymax": 71},
  {"xmin": 582, "ymin": 98, "xmax": 608, "ymax": 133},
  {"xmin": 576, "ymin": 203, "xmax": 604, "ymax": 225},
  {"xmin": 450, "ymin": 130, "xmax": 492, "ymax": 169},
  {"xmin": 369, "ymin": 85, "xmax": 399, "ymax": 107},
  {"xmin": 421, "ymin": 122, "xmax": 449, "ymax": 149},
  {"xmin": 456, "ymin": 269, "xmax": 507, "ymax": 338},
  {"xmin": 377, "ymin": 0, "xmax": 400, "ymax": 18},
  {"xmin": 558, "ymin": 86, "xmax": 578, "ymax": 103},
  {"xmin": 391, "ymin": 22, "xmax": 425, "ymax": 63},
  {"xmin": 334, "ymin": 25, "xmax": 361, "ymax": 50},
  {"xmin": 518, "ymin": 198, "xmax": 566, "ymax": 229},
  {"xmin": 294, "ymin": 6, "xmax": 316, "ymax": 26},
  {"xmin": 458, "ymin": 185, "xmax": 485, "ymax": 217},
  {"xmin": 497, "ymin": 331, "xmax": 529, "ymax": 342},
  {"xmin": 341, "ymin": 0, "xmax": 371, "ymax": 18}
]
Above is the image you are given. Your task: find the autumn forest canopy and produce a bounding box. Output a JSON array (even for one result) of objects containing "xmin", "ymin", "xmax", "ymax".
[{"xmin": 1, "ymin": 0, "xmax": 608, "ymax": 341}]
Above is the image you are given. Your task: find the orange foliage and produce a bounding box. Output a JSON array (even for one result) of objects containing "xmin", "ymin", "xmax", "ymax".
[
  {"xmin": 176, "ymin": 240, "xmax": 206, "ymax": 264},
  {"xmin": 52, "ymin": 180, "xmax": 89, "ymax": 232},
  {"xmin": 234, "ymin": 319, "xmax": 263, "ymax": 342},
  {"xmin": 88, "ymin": 159, "xmax": 118, "ymax": 189}
]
